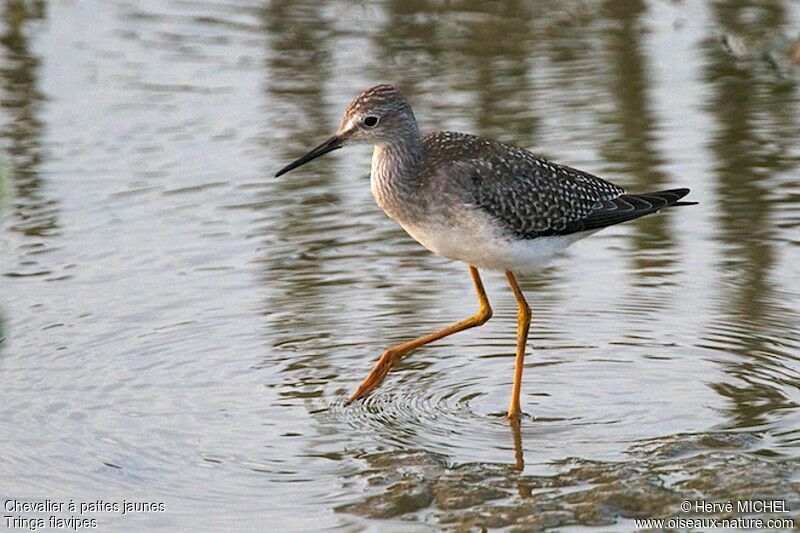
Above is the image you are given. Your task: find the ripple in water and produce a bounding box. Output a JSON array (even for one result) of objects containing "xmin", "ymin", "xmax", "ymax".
[{"xmin": 320, "ymin": 375, "xmax": 578, "ymax": 469}]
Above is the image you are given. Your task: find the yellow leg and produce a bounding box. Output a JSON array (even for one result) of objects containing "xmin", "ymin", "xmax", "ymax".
[
  {"xmin": 347, "ymin": 265, "xmax": 492, "ymax": 403},
  {"xmin": 505, "ymin": 271, "xmax": 530, "ymax": 419}
]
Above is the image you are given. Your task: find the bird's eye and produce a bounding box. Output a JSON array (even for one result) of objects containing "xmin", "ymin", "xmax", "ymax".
[{"xmin": 363, "ymin": 116, "xmax": 379, "ymax": 127}]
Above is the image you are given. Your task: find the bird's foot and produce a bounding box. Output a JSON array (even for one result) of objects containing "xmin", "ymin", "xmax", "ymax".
[{"xmin": 344, "ymin": 348, "xmax": 401, "ymax": 405}]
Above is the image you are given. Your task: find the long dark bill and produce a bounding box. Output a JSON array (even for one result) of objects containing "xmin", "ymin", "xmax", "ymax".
[{"xmin": 275, "ymin": 135, "xmax": 343, "ymax": 177}]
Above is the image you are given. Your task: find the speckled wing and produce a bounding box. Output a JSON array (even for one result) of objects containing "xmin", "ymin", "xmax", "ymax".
[{"xmin": 424, "ymin": 132, "xmax": 690, "ymax": 239}]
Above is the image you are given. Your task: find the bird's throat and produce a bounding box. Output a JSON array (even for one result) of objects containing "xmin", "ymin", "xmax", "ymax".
[{"xmin": 370, "ymin": 139, "xmax": 425, "ymax": 219}]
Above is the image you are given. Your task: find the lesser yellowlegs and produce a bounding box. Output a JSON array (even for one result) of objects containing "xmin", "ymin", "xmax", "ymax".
[{"xmin": 276, "ymin": 84, "xmax": 695, "ymax": 418}]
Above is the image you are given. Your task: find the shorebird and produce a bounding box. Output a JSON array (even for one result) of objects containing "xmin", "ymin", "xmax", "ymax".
[{"xmin": 275, "ymin": 84, "xmax": 695, "ymax": 418}]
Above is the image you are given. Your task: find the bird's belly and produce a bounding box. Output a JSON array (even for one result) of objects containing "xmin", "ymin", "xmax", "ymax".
[{"xmin": 397, "ymin": 212, "xmax": 588, "ymax": 274}]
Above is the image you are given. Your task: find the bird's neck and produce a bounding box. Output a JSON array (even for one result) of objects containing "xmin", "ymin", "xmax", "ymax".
[{"xmin": 370, "ymin": 132, "xmax": 425, "ymax": 217}]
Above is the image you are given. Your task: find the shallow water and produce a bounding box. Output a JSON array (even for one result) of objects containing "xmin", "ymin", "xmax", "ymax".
[{"xmin": 1, "ymin": 0, "xmax": 799, "ymax": 530}]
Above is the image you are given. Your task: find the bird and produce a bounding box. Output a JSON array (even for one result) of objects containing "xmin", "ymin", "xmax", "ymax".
[{"xmin": 275, "ymin": 84, "xmax": 695, "ymax": 418}]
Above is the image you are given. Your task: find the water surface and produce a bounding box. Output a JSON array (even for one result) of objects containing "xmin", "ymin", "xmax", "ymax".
[{"xmin": 1, "ymin": 0, "xmax": 799, "ymax": 530}]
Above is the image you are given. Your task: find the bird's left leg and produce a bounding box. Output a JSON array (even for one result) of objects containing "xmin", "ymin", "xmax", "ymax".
[
  {"xmin": 505, "ymin": 271, "xmax": 531, "ymax": 419},
  {"xmin": 347, "ymin": 265, "xmax": 492, "ymax": 403}
]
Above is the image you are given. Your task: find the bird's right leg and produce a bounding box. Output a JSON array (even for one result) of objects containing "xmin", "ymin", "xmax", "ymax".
[
  {"xmin": 347, "ymin": 265, "xmax": 492, "ymax": 403},
  {"xmin": 505, "ymin": 270, "xmax": 531, "ymax": 419}
]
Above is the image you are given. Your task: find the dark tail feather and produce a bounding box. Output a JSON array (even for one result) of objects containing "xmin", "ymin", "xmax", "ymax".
[
  {"xmin": 576, "ymin": 188, "xmax": 695, "ymax": 232},
  {"xmin": 641, "ymin": 188, "xmax": 693, "ymax": 204}
]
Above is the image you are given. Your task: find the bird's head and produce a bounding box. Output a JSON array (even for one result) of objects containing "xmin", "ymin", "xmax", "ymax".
[{"xmin": 275, "ymin": 84, "xmax": 417, "ymax": 177}]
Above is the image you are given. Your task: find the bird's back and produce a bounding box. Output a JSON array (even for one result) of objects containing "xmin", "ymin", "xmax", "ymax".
[{"xmin": 420, "ymin": 131, "xmax": 692, "ymax": 239}]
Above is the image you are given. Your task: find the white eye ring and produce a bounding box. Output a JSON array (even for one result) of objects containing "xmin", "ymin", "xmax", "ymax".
[{"xmin": 363, "ymin": 116, "xmax": 379, "ymax": 127}]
